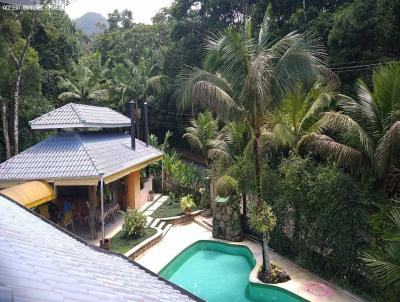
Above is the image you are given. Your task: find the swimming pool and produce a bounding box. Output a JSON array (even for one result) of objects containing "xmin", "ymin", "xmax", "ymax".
[{"xmin": 159, "ymin": 240, "xmax": 307, "ymax": 302}]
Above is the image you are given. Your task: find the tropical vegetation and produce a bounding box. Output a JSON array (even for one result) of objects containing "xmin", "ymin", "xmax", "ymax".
[{"xmin": 1, "ymin": 1, "xmax": 400, "ymax": 300}]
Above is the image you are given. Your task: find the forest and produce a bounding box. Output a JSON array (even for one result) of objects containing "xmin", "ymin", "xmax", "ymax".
[{"xmin": 1, "ymin": 1, "xmax": 400, "ymax": 301}]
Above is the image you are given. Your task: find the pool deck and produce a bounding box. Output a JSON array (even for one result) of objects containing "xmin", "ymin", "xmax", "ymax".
[{"xmin": 136, "ymin": 222, "xmax": 364, "ymax": 302}]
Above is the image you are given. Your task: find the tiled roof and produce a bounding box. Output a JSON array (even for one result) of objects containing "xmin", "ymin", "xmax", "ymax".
[
  {"xmin": 0, "ymin": 132, "xmax": 162, "ymax": 182},
  {"xmin": 29, "ymin": 103, "xmax": 131, "ymax": 129},
  {"xmin": 0, "ymin": 196, "xmax": 200, "ymax": 302}
]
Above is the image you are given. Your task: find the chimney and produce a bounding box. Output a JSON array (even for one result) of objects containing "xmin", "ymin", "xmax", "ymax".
[
  {"xmin": 144, "ymin": 102, "xmax": 149, "ymax": 147},
  {"xmin": 129, "ymin": 101, "xmax": 136, "ymax": 150}
]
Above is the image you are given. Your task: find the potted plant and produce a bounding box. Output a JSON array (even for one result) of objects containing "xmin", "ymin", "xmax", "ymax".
[
  {"xmin": 99, "ymin": 238, "xmax": 110, "ymax": 250},
  {"xmin": 180, "ymin": 194, "xmax": 196, "ymax": 215}
]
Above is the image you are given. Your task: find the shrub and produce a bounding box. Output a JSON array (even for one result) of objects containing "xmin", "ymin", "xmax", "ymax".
[
  {"xmin": 216, "ymin": 175, "xmax": 238, "ymax": 197},
  {"xmin": 122, "ymin": 209, "xmax": 146, "ymax": 238},
  {"xmin": 180, "ymin": 194, "xmax": 196, "ymax": 214}
]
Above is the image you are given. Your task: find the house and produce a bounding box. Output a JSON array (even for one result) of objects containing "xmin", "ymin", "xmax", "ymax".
[
  {"xmin": 0, "ymin": 195, "xmax": 200, "ymax": 302},
  {"xmin": 0, "ymin": 103, "xmax": 163, "ymax": 239}
]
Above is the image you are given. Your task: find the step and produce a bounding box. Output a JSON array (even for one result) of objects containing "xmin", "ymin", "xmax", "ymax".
[
  {"xmin": 150, "ymin": 218, "xmax": 160, "ymax": 228},
  {"xmin": 157, "ymin": 221, "xmax": 166, "ymax": 230},
  {"xmin": 146, "ymin": 217, "xmax": 154, "ymax": 227},
  {"xmin": 162, "ymin": 224, "xmax": 172, "ymax": 237}
]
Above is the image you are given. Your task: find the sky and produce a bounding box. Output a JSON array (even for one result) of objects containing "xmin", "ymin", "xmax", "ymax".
[{"xmin": 65, "ymin": 0, "xmax": 173, "ymax": 24}]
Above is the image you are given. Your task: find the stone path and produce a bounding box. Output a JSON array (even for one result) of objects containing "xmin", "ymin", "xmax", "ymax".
[
  {"xmin": 136, "ymin": 222, "xmax": 364, "ymax": 302},
  {"xmin": 142, "ymin": 195, "xmax": 173, "ymax": 238},
  {"xmin": 142, "ymin": 195, "xmax": 169, "ymax": 216}
]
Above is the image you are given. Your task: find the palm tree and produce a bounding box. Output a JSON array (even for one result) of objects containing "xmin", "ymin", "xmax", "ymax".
[
  {"xmin": 177, "ymin": 7, "xmax": 326, "ymax": 274},
  {"xmin": 177, "ymin": 11, "xmax": 325, "ymax": 202},
  {"xmin": 58, "ymin": 63, "xmax": 111, "ymax": 105},
  {"xmin": 303, "ymin": 64, "xmax": 400, "ymax": 188},
  {"xmin": 112, "ymin": 58, "xmax": 170, "ymax": 108},
  {"xmin": 266, "ymin": 81, "xmax": 336, "ymax": 152},
  {"xmin": 362, "ymin": 208, "xmax": 400, "ymax": 292},
  {"xmin": 183, "ymin": 111, "xmax": 229, "ymax": 165},
  {"xmin": 222, "ymin": 120, "xmax": 251, "ymax": 158}
]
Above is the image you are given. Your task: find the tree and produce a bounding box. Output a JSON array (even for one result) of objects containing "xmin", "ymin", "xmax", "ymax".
[
  {"xmin": 249, "ymin": 202, "xmax": 277, "ymax": 273},
  {"xmin": 267, "ymin": 81, "xmax": 337, "ymax": 152},
  {"xmin": 0, "ymin": 12, "xmax": 36, "ymax": 155},
  {"xmin": 309, "ymin": 64, "xmax": 400, "ymax": 191},
  {"xmin": 58, "ymin": 59, "xmax": 111, "ymax": 105},
  {"xmin": 362, "ymin": 208, "xmax": 400, "ymax": 297},
  {"xmin": 183, "ymin": 111, "xmax": 228, "ymax": 165},
  {"xmin": 177, "ymin": 7, "xmax": 326, "ymax": 205}
]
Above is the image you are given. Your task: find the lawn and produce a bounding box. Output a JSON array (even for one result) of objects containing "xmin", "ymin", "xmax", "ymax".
[
  {"xmin": 110, "ymin": 227, "xmax": 157, "ymax": 254},
  {"xmin": 151, "ymin": 201, "xmax": 184, "ymax": 218}
]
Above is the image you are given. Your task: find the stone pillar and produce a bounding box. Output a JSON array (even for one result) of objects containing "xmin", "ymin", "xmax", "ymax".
[
  {"xmin": 212, "ymin": 196, "xmax": 243, "ymax": 242},
  {"xmin": 126, "ymin": 170, "xmax": 141, "ymax": 209},
  {"xmin": 88, "ymin": 185, "xmax": 98, "ymax": 240}
]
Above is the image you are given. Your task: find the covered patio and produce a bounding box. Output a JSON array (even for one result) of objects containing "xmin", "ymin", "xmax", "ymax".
[{"xmin": 0, "ymin": 103, "xmax": 163, "ymax": 241}]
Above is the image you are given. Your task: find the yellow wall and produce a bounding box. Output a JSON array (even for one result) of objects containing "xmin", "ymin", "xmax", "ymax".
[{"xmin": 126, "ymin": 170, "xmax": 140, "ymax": 209}]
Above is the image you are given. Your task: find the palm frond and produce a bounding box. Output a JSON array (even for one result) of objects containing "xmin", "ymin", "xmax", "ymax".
[
  {"xmin": 175, "ymin": 67, "xmax": 239, "ymax": 115},
  {"xmin": 147, "ymin": 75, "xmax": 170, "ymax": 95},
  {"xmin": 272, "ymin": 32, "xmax": 327, "ymax": 94},
  {"xmin": 271, "ymin": 123, "xmax": 296, "ymax": 149},
  {"xmin": 205, "ymin": 28, "xmax": 256, "ymax": 94},
  {"xmin": 58, "ymin": 77, "xmax": 80, "ymax": 95},
  {"xmin": 361, "ymin": 242, "xmax": 400, "ymax": 288},
  {"xmin": 317, "ymin": 112, "xmax": 375, "ymax": 160},
  {"xmin": 297, "ymin": 133, "xmax": 365, "ymax": 172},
  {"xmin": 258, "ymin": 5, "xmax": 272, "ymax": 49},
  {"xmin": 88, "ymin": 89, "xmax": 111, "ymax": 103},
  {"xmin": 58, "ymin": 91, "xmax": 81, "ymax": 102},
  {"xmin": 371, "ymin": 63, "xmax": 400, "ymax": 119},
  {"xmin": 375, "ymin": 121, "xmax": 400, "ymax": 177},
  {"xmin": 192, "ymin": 81, "xmax": 242, "ymax": 122}
]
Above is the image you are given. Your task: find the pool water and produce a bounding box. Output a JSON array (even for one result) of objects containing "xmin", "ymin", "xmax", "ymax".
[{"xmin": 159, "ymin": 240, "xmax": 307, "ymax": 302}]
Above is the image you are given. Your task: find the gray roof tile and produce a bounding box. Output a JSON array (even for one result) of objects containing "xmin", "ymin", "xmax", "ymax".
[
  {"xmin": 0, "ymin": 131, "xmax": 163, "ymax": 182},
  {"xmin": 29, "ymin": 103, "xmax": 131, "ymax": 129},
  {"xmin": 0, "ymin": 197, "xmax": 199, "ymax": 302}
]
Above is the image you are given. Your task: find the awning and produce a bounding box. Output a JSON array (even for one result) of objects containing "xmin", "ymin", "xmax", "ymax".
[{"xmin": 0, "ymin": 181, "xmax": 55, "ymax": 209}]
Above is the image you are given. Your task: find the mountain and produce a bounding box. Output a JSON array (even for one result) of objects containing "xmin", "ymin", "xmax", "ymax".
[{"xmin": 74, "ymin": 12, "xmax": 107, "ymax": 36}]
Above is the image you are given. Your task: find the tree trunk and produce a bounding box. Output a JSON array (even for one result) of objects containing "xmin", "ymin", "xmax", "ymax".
[
  {"xmin": 9, "ymin": 38, "xmax": 29, "ymax": 156},
  {"xmin": 1, "ymin": 102, "xmax": 11, "ymax": 160},
  {"xmin": 253, "ymin": 127, "xmax": 262, "ymax": 208},
  {"xmin": 242, "ymin": 193, "xmax": 247, "ymax": 218},
  {"xmin": 262, "ymin": 233, "xmax": 272, "ymax": 273},
  {"xmin": 13, "ymin": 67, "xmax": 22, "ymax": 155}
]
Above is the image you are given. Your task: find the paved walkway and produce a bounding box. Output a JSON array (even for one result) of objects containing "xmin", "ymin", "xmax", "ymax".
[
  {"xmin": 136, "ymin": 222, "xmax": 364, "ymax": 302},
  {"xmin": 142, "ymin": 195, "xmax": 169, "ymax": 216}
]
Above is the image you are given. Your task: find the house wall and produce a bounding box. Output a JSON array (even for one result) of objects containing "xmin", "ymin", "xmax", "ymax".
[
  {"xmin": 138, "ymin": 176, "xmax": 153, "ymax": 208},
  {"xmin": 125, "ymin": 171, "xmax": 153, "ymax": 209},
  {"xmin": 126, "ymin": 171, "xmax": 140, "ymax": 209}
]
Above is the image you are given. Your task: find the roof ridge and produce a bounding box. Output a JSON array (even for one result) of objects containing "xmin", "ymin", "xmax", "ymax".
[
  {"xmin": 73, "ymin": 132, "xmax": 102, "ymax": 177},
  {"xmin": 28, "ymin": 103, "xmax": 72, "ymax": 125},
  {"xmin": 69, "ymin": 103, "xmax": 86, "ymax": 125}
]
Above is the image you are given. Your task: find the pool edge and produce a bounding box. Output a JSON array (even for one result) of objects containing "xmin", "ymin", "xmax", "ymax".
[{"xmin": 158, "ymin": 239, "xmax": 309, "ymax": 302}]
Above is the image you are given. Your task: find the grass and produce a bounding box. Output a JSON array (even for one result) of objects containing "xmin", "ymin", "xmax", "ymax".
[
  {"xmin": 151, "ymin": 201, "xmax": 184, "ymax": 218},
  {"xmin": 110, "ymin": 227, "xmax": 157, "ymax": 254}
]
